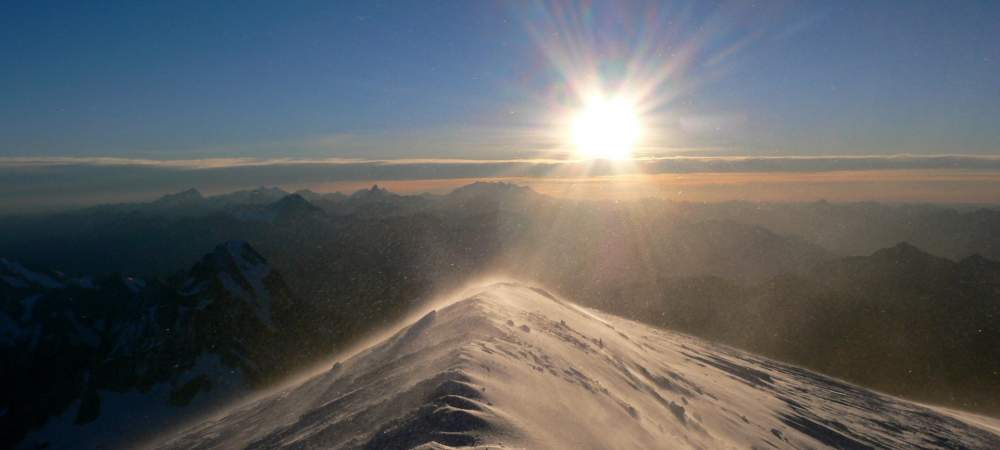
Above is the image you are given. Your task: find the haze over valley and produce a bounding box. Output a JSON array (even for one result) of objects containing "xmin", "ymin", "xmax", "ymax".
[
  {"xmin": 2, "ymin": 183, "xmax": 999, "ymax": 448},
  {"xmin": 3, "ymin": 0, "xmax": 999, "ymax": 448}
]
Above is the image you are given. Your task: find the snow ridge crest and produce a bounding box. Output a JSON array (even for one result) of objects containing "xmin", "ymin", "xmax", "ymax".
[{"xmin": 160, "ymin": 282, "xmax": 1000, "ymax": 450}]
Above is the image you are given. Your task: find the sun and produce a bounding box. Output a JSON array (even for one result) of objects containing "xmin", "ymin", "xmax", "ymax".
[{"xmin": 570, "ymin": 94, "xmax": 642, "ymax": 160}]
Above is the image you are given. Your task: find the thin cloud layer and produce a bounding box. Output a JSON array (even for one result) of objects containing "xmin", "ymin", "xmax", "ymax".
[
  {"xmin": 2, "ymin": 154, "xmax": 999, "ymax": 171},
  {"xmin": 2, "ymin": 154, "xmax": 999, "ymax": 213}
]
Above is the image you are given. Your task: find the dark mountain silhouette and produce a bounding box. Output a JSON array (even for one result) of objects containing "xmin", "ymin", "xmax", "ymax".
[
  {"xmin": 0, "ymin": 242, "xmax": 336, "ymax": 449},
  {"xmin": 0, "ymin": 182, "xmax": 997, "ymax": 422},
  {"xmin": 268, "ymin": 193, "xmax": 324, "ymax": 220},
  {"xmin": 349, "ymin": 183, "xmax": 395, "ymax": 201},
  {"xmin": 148, "ymin": 188, "xmax": 205, "ymax": 211},
  {"xmin": 672, "ymin": 200, "xmax": 1000, "ymax": 260},
  {"xmin": 293, "ymin": 189, "xmax": 348, "ymax": 211},
  {"xmin": 587, "ymin": 243, "xmax": 1000, "ymax": 415},
  {"xmin": 212, "ymin": 186, "xmax": 289, "ymax": 206}
]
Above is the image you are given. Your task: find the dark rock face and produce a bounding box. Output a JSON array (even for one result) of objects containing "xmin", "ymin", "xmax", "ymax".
[{"xmin": 0, "ymin": 242, "xmax": 329, "ymax": 448}]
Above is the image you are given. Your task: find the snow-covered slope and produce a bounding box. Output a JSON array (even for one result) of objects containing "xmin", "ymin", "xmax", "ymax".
[
  {"xmin": 158, "ymin": 282, "xmax": 1000, "ymax": 449},
  {"xmin": 1, "ymin": 241, "xmax": 329, "ymax": 449}
]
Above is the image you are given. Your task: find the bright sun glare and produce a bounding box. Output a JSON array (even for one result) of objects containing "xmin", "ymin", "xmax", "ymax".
[{"xmin": 570, "ymin": 94, "xmax": 642, "ymax": 160}]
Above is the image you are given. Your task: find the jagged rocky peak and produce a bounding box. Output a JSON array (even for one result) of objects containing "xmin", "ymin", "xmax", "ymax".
[
  {"xmin": 445, "ymin": 182, "xmax": 539, "ymax": 206},
  {"xmin": 959, "ymin": 253, "xmax": 1000, "ymax": 269},
  {"xmin": 212, "ymin": 186, "xmax": 290, "ymax": 205},
  {"xmin": 270, "ymin": 193, "xmax": 323, "ymax": 214},
  {"xmin": 294, "ymin": 189, "xmax": 348, "ymax": 203},
  {"xmin": 158, "ymin": 188, "xmax": 203, "ymax": 202},
  {"xmin": 147, "ymin": 188, "xmax": 207, "ymax": 212},
  {"xmin": 209, "ymin": 241, "xmax": 268, "ymax": 277},
  {"xmin": 185, "ymin": 241, "xmax": 271, "ymax": 297},
  {"xmin": 3, "ymin": 240, "xmax": 323, "ymax": 449},
  {"xmin": 870, "ymin": 241, "xmax": 940, "ymax": 263},
  {"xmin": 350, "ymin": 183, "xmax": 397, "ymax": 200},
  {"xmin": 451, "ymin": 181, "xmax": 534, "ymax": 196},
  {"xmin": 958, "ymin": 253, "xmax": 1000, "ymax": 281},
  {"xmin": 273, "ymin": 192, "xmax": 307, "ymax": 204},
  {"xmin": 248, "ymin": 186, "xmax": 288, "ymax": 196},
  {"xmin": 292, "ymin": 188, "xmax": 320, "ymax": 200}
]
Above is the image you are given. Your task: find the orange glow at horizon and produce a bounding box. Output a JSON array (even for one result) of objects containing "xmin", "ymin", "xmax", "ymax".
[{"xmin": 292, "ymin": 169, "xmax": 1000, "ymax": 204}]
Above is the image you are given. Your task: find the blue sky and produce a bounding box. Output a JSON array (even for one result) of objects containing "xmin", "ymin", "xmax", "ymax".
[
  {"xmin": 1, "ymin": 1, "xmax": 999, "ymax": 209},
  {"xmin": 4, "ymin": 0, "xmax": 998, "ymax": 158}
]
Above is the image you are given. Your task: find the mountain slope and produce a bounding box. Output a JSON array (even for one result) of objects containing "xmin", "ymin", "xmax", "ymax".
[
  {"xmin": 159, "ymin": 283, "xmax": 999, "ymax": 449},
  {"xmin": 1, "ymin": 242, "xmax": 330, "ymax": 449},
  {"xmin": 573, "ymin": 242, "xmax": 1000, "ymax": 416}
]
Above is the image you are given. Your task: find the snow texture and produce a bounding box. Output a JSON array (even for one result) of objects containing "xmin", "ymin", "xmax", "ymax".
[{"xmin": 159, "ymin": 282, "xmax": 1000, "ymax": 449}]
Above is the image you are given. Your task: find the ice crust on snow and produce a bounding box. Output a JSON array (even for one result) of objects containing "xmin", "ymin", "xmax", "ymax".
[{"xmin": 159, "ymin": 282, "xmax": 1000, "ymax": 449}]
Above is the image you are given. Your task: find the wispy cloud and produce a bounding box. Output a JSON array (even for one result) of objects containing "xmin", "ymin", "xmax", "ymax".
[
  {"xmin": 2, "ymin": 154, "xmax": 998, "ymax": 172},
  {"xmin": 2, "ymin": 154, "xmax": 999, "ymax": 213}
]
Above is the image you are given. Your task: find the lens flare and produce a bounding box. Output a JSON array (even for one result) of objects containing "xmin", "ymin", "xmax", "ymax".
[{"xmin": 570, "ymin": 94, "xmax": 642, "ymax": 160}]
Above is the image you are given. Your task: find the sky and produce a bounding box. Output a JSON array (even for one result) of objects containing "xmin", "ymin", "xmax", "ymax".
[{"xmin": 2, "ymin": 0, "xmax": 999, "ymax": 211}]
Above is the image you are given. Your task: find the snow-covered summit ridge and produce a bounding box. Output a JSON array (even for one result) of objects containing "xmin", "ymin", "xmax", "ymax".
[{"xmin": 160, "ymin": 282, "xmax": 1000, "ymax": 450}]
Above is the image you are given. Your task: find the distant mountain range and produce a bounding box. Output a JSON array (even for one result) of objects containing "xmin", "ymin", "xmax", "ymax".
[
  {"xmin": 4, "ymin": 182, "xmax": 997, "ymax": 278},
  {"xmin": 668, "ymin": 200, "xmax": 1000, "ymax": 261},
  {"xmin": 1, "ymin": 182, "xmax": 998, "ymax": 446},
  {"xmin": 585, "ymin": 242, "xmax": 1000, "ymax": 415}
]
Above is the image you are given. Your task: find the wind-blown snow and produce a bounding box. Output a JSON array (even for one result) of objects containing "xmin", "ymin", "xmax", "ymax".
[{"xmin": 158, "ymin": 282, "xmax": 1000, "ymax": 449}]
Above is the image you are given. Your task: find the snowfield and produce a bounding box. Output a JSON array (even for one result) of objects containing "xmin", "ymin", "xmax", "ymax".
[{"xmin": 157, "ymin": 282, "xmax": 1000, "ymax": 449}]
